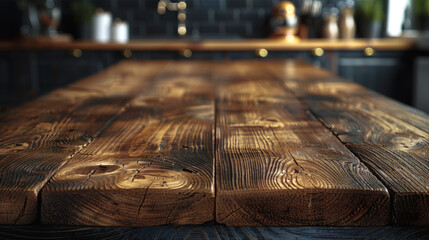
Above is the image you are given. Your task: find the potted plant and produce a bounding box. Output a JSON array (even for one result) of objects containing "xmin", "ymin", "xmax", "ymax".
[
  {"xmin": 413, "ymin": 0, "xmax": 429, "ymax": 31},
  {"xmin": 356, "ymin": 0, "xmax": 385, "ymax": 38},
  {"xmin": 71, "ymin": 0, "xmax": 95, "ymax": 40}
]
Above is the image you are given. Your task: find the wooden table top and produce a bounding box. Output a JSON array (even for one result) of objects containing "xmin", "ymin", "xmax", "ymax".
[
  {"xmin": 0, "ymin": 38, "xmax": 417, "ymax": 51},
  {"xmin": 0, "ymin": 60, "xmax": 428, "ymax": 228}
]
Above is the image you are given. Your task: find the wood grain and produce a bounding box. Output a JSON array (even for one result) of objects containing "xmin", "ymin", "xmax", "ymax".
[
  {"xmin": 214, "ymin": 61, "xmax": 389, "ymax": 226},
  {"xmin": 268, "ymin": 60, "xmax": 429, "ymax": 225},
  {"xmin": 41, "ymin": 61, "xmax": 214, "ymax": 226},
  {"xmin": 0, "ymin": 61, "xmax": 167, "ymax": 224},
  {"xmin": 2, "ymin": 59, "xmax": 429, "ymax": 227},
  {"xmin": 0, "ymin": 225, "xmax": 428, "ymax": 240}
]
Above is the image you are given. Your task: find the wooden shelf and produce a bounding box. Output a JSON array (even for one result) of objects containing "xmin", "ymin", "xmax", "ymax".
[{"xmin": 0, "ymin": 38, "xmax": 417, "ymax": 51}]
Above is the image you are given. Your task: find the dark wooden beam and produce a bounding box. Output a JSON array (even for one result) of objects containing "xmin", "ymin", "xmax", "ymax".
[
  {"xmin": 41, "ymin": 61, "xmax": 214, "ymax": 226},
  {"xmin": 269, "ymin": 60, "xmax": 429, "ymax": 225},
  {"xmin": 0, "ymin": 61, "xmax": 167, "ymax": 224},
  {"xmin": 215, "ymin": 61, "xmax": 389, "ymax": 226}
]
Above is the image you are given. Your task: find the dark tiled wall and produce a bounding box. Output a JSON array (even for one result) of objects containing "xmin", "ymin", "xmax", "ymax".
[
  {"xmin": 2, "ymin": 0, "xmax": 342, "ymax": 39},
  {"xmin": 65, "ymin": 0, "xmax": 301, "ymax": 39},
  {"xmin": 60, "ymin": 0, "xmax": 342, "ymax": 39}
]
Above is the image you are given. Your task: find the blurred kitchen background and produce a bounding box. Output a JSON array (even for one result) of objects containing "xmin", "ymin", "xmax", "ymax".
[{"xmin": 0, "ymin": 0, "xmax": 428, "ymax": 112}]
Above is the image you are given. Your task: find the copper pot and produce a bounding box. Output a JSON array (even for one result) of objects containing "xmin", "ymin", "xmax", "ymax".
[{"xmin": 270, "ymin": 1, "xmax": 299, "ymax": 40}]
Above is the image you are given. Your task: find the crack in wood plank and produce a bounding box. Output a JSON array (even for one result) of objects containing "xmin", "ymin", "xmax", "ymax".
[
  {"xmin": 269, "ymin": 126, "xmax": 305, "ymax": 171},
  {"xmin": 219, "ymin": 206, "xmax": 243, "ymax": 223},
  {"xmin": 137, "ymin": 182, "xmax": 154, "ymax": 216},
  {"xmin": 131, "ymin": 162, "xmax": 152, "ymax": 183},
  {"xmin": 80, "ymin": 164, "xmax": 103, "ymax": 186}
]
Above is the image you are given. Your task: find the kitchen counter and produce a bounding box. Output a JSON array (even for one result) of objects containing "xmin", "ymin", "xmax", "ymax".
[
  {"xmin": 0, "ymin": 60, "xmax": 428, "ymax": 228},
  {"xmin": 0, "ymin": 38, "xmax": 417, "ymax": 51}
]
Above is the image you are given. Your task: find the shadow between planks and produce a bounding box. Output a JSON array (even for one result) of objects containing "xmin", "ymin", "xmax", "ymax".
[{"xmin": 0, "ymin": 60, "xmax": 428, "ymax": 227}]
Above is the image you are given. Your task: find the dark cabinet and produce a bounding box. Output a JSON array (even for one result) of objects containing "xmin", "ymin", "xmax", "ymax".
[
  {"xmin": 37, "ymin": 51, "xmax": 112, "ymax": 92},
  {"xmin": 112, "ymin": 50, "xmax": 224, "ymax": 61},
  {"xmin": 179, "ymin": 51, "xmax": 224, "ymax": 60},
  {"xmin": 114, "ymin": 51, "xmax": 178, "ymax": 60},
  {"xmin": 0, "ymin": 53, "xmax": 10, "ymax": 106},
  {"xmin": 337, "ymin": 51, "xmax": 414, "ymax": 104},
  {"xmin": 305, "ymin": 50, "xmax": 338, "ymax": 72},
  {"xmin": 0, "ymin": 53, "xmax": 9, "ymax": 92},
  {"xmin": 0, "ymin": 48, "xmax": 416, "ymax": 107},
  {"xmin": 414, "ymin": 57, "xmax": 429, "ymax": 112}
]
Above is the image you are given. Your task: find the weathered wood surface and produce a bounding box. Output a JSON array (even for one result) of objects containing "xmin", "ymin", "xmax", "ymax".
[
  {"xmin": 0, "ymin": 61, "xmax": 167, "ymax": 224},
  {"xmin": 41, "ymin": 62, "xmax": 214, "ymax": 226},
  {"xmin": 215, "ymin": 61, "xmax": 389, "ymax": 226},
  {"xmin": 1, "ymin": 60, "xmax": 429, "ymax": 227},
  {"xmin": 1, "ymin": 226, "xmax": 428, "ymax": 240},
  {"xmin": 268, "ymin": 60, "xmax": 429, "ymax": 225}
]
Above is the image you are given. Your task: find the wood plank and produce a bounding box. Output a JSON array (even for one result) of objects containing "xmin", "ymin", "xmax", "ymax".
[
  {"xmin": 41, "ymin": 61, "xmax": 214, "ymax": 226},
  {"xmin": 267, "ymin": 61, "xmax": 429, "ymax": 133},
  {"xmin": 268, "ymin": 60, "xmax": 429, "ymax": 225},
  {"xmin": 215, "ymin": 61, "xmax": 389, "ymax": 226},
  {"xmin": 0, "ymin": 61, "xmax": 167, "ymax": 224},
  {"xmin": 1, "ymin": 225, "xmax": 428, "ymax": 240}
]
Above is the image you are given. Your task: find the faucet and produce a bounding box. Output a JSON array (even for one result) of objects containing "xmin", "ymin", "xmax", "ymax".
[{"xmin": 157, "ymin": 0, "xmax": 187, "ymax": 37}]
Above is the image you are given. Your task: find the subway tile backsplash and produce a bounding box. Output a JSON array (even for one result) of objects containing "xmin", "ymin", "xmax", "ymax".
[{"xmin": 1, "ymin": 0, "xmax": 343, "ymax": 39}]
